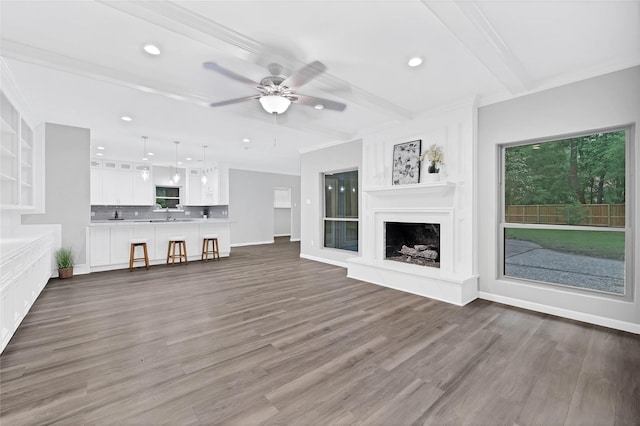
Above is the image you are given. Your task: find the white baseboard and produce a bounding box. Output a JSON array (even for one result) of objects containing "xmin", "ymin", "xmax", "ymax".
[
  {"xmin": 51, "ymin": 263, "xmax": 90, "ymax": 277},
  {"xmin": 479, "ymin": 291, "xmax": 640, "ymax": 334},
  {"xmin": 230, "ymin": 240, "xmax": 274, "ymax": 247},
  {"xmin": 274, "ymin": 233, "xmax": 291, "ymax": 237},
  {"xmin": 299, "ymin": 253, "xmax": 348, "ymax": 268},
  {"xmin": 289, "ymin": 238, "xmax": 300, "ymax": 242}
]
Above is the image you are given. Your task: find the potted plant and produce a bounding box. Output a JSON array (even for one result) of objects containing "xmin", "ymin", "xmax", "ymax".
[
  {"xmin": 56, "ymin": 247, "xmax": 74, "ymax": 279},
  {"xmin": 420, "ymin": 143, "xmax": 444, "ymax": 182}
]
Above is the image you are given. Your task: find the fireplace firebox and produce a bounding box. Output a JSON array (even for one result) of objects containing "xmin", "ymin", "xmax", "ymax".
[{"xmin": 384, "ymin": 222, "xmax": 440, "ymax": 268}]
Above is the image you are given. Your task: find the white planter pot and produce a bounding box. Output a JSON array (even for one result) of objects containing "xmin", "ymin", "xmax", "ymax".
[{"xmin": 423, "ymin": 172, "xmax": 440, "ymax": 183}]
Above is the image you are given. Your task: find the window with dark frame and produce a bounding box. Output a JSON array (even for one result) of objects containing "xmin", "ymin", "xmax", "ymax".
[{"xmin": 324, "ymin": 170, "xmax": 358, "ymax": 252}]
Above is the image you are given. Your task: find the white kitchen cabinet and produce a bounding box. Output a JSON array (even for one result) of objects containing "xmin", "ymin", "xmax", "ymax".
[
  {"xmin": 90, "ymin": 160, "xmax": 103, "ymax": 204},
  {"xmin": 133, "ymin": 164, "xmax": 153, "ymax": 205},
  {"xmin": 90, "ymin": 226, "xmax": 111, "ymax": 266},
  {"xmin": 134, "ymin": 226, "xmax": 156, "ymax": 260},
  {"xmin": 116, "ymin": 170, "xmax": 133, "ymax": 205},
  {"xmin": 154, "ymin": 223, "xmax": 200, "ymax": 260},
  {"xmin": 186, "ymin": 168, "xmax": 203, "ymax": 205},
  {"xmin": 91, "ymin": 160, "xmax": 153, "ymax": 205},
  {"xmin": 110, "ymin": 226, "xmax": 134, "ymax": 265}
]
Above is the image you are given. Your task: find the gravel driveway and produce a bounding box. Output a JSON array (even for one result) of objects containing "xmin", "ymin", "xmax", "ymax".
[{"xmin": 504, "ymin": 239, "xmax": 624, "ymax": 294}]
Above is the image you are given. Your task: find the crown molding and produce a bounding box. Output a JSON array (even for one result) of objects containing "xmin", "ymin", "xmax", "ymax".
[{"xmin": 421, "ymin": 0, "xmax": 532, "ymax": 95}]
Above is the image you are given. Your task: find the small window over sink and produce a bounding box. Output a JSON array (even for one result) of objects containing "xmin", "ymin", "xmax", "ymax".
[{"xmin": 155, "ymin": 186, "xmax": 181, "ymax": 209}]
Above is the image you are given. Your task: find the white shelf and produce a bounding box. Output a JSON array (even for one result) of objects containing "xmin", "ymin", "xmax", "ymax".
[
  {"xmin": 1, "ymin": 172, "xmax": 18, "ymax": 182},
  {"xmin": 0, "ymin": 116, "xmax": 17, "ymax": 135},
  {"xmin": 363, "ymin": 181, "xmax": 455, "ymax": 196},
  {"xmin": 0, "ymin": 144, "xmax": 17, "ymax": 158}
]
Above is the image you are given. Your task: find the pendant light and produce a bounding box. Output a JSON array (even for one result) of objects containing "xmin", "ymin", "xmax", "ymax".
[
  {"xmin": 141, "ymin": 136, "xmax": 149, "ymax": 181},
  {"xmin": 173, "ymin": 141, "xmax": 181, "ymax": 183},
  {"xmin": 201, "ymin": 145, "xmax": 208, "ymax": 184}
]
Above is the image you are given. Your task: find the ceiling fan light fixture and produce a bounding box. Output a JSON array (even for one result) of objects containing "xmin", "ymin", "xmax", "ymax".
[{"xmin": 259, "ymin": 95, "xmax": 291, "ymax": 114}]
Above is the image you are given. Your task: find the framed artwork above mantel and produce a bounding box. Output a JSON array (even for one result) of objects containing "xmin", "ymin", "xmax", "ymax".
[{"xmin": 392, "ymin": 139, "xmax": 421, "ymax": 185}]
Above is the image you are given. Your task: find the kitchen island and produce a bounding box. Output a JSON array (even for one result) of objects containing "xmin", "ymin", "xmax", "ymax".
[{"xmin": 89, "ymin": 218, "xmax": 230, "ymax": 272}]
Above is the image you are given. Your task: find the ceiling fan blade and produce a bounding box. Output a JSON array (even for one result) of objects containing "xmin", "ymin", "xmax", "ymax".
[
  {"xmin": 293, "ymin": 94, "xmax": 347, "ymax": 112},
  {"xmin": 203, "ymin": 62, "xmax": 259, "ymax": 87},
  {"xmin": 282, "ymin": 61, "xmax": 326, "ymax": 89},
  {"xmin": 209, "ymin": 95, "xmax": 260, "ymax": 108}
]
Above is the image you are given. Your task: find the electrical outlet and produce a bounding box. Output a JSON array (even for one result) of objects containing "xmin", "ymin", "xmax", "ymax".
[
  {"xmin": 311, "ymin": 240, "xmax": 314, "ymax": 246},
  {"xmin": 134, "ymin": 211, "xmax": 138, "ymax": 216}
]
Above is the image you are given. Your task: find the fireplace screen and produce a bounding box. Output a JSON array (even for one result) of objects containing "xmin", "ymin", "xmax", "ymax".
[{"xmin": 385, "ymin": 222, "xmax": 440, "ymax": 268}]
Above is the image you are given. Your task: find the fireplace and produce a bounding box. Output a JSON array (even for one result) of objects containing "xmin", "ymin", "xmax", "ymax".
[{"xmin": 385, "ymin": 222, "xmax": 440, "ymax": 268}]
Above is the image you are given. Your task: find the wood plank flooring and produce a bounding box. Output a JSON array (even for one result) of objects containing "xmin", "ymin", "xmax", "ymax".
[{"xmin": 1, "ymin": 238, "xmax": 639, "ymax": 425}]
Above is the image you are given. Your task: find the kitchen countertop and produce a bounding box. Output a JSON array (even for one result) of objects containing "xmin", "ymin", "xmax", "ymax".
[{"xmin": 89, "ymin": 218, "xmax": 231, "ymax": 226}]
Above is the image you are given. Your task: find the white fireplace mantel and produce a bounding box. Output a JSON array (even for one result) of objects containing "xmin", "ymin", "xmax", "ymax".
[{"xmin": 363, "ymin": 181, "xmax": 455, "ymax": 196}]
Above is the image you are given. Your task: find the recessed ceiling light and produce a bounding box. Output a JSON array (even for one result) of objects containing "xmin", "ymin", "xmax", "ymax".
[
  {"xmin": 408, "ymin": 57, "xmax": 423, "ymax": 67},
  {"xmin": 96, "ymin": 152, "xmax": 103, "ymax": 156},
  {"xmin": 143, "ymin": 44, "xmax": 161, "ymax": 55},
  {"xmin": 147, "ymin": 152, "xmax": 154, "ymax": 156},
  {"xmin": 186, "ymin": 157, "xmax": 192, "ymax": 161},
  {"xmin": 242, "ymin": 138, "xmax": 250, "ymax": 143},
  {"xmin": 314, "ymin": 104, "xmax": 324, "ymax": 110},
  {"xmin": 142, "ymin": 157, "xmax": 148, "ymax": 161},
  {"xmin": 97, "ymin": 146, "xmax": 105, "ymax": 150},
  {"xmin": 177, "ymin": 161, "xmax": 183, "ymax": 165},
  {"xmin": 121, "ymin": 116, "xmax": 132, "ymax": 122}
]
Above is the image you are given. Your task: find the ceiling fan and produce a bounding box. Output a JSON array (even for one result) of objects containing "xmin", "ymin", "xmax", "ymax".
[{"xmin": 203, "ymin": 61, "xmax": 347, "ymax": 114}]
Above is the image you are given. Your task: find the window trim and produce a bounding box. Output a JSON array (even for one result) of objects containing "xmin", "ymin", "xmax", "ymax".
[
  {"xmin": 498, "ymin": 125, "xmax": 634, "ymax": 300},
  {"xmin": 322, "ymin": 168, "xmax": 360, "ymax": 253}
]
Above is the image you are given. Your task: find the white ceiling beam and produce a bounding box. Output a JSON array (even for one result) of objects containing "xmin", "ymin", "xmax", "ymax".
[
  {"xmin": 421, "ymin": 0, "xmax": 532, "ymax": 95},
  {"xmin": 97, "ymin": 0, "xmax": 413, "ymax": 120}
]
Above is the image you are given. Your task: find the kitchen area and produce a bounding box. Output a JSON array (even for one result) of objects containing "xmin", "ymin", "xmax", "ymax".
[{"xmin": 89, "ymin": 158, "xmax": 231, "ymax": 271}]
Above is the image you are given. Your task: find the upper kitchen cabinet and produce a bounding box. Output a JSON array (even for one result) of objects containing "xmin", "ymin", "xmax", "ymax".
[
  {"xmin": 90, "ymin": 159, "xmax": 153, "ymax": 206},
  {"xmin": 184, "ymin": 165, "xmax": 227, "ymax": 206},
  {"xmin": 1, "ymin": 90, "xmax": 37, "ymax": 209}
]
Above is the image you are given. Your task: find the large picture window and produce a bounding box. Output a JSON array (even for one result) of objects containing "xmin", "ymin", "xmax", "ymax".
[
  {"xmin": 501, "ymin": 128, "xmax": 631, "ymax": 295},
  {"xmin": 324, "ymin": 170, "xmax": 358, "ymax": 251}
]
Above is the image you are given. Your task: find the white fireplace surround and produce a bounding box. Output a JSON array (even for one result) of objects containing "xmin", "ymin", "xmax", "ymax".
[
  {"xmin": 378, "ymin": 209, "xmax": 451, "ymax": 271},
  {"xmin": 347, "ymin": 204, "xmax": 478, "ymax": 306}
]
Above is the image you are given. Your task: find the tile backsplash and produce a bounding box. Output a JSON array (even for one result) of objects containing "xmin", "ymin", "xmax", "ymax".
[{"xmin": 91, "ymin": 205, "xmax": 228, "ymax": 221}]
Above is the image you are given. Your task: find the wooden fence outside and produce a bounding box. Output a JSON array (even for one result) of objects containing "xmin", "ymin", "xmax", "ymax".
[{"xmin": 506, "ymin": 204, "xmax": 625, "ymax": 228}]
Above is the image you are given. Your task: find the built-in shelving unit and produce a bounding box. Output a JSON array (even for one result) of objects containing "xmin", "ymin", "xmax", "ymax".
[{"xmin": 1, "ymin": 91, "xmax": 34, "ymax": 209}]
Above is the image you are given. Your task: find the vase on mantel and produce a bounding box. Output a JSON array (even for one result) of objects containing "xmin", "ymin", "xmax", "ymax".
[{"xmin": 423, "ymin": 172, "xmax": 440, "ymax": 183}]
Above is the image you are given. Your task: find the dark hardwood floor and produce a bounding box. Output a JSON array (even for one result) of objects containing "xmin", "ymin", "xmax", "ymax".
[{"xmin": 1, "ymin": 238, "xmax": 639, "ymax": 425}]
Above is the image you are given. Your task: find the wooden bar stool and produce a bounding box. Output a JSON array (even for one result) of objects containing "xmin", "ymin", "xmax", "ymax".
[
  {"xmin": 129, "ymin": 238, "xmax": 149, "ymax": 271},
  {"xmin": 166, "ymin": 236, "xmax": 188, "ymax": 265},
  {"xmin": 201, "ymin": 234, "xmax": 220, "ymax": 261}
]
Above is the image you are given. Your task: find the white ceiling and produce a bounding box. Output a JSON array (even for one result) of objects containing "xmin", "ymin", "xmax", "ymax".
[{"xmin": 1, "ymin": 0, "xmax": 638, "ymax": 175}]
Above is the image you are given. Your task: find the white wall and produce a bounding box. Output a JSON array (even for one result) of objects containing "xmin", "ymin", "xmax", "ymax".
[
  {"xmin": 228, "ymin": 169, "xmax": 300, "ymax": 245},
  {"xmin": 300, "ymin": 140, "xmax": 362, "ymax": 266},
  {"xmin": 22, "ymin": 123, "xmax": 91, "ymax": 266},
  {"xmin": 274, "ymin": 208, "xmax": 292, "ymax": 236},
  {"xmin": 478, "ymin": 66, "xmax": 640, "ymax": 332}
]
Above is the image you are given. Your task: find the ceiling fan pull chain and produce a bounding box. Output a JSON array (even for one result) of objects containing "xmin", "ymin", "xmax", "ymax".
[{"xmin": 273, "ymin": 112, "xmax": 277, "ymax": 148}]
